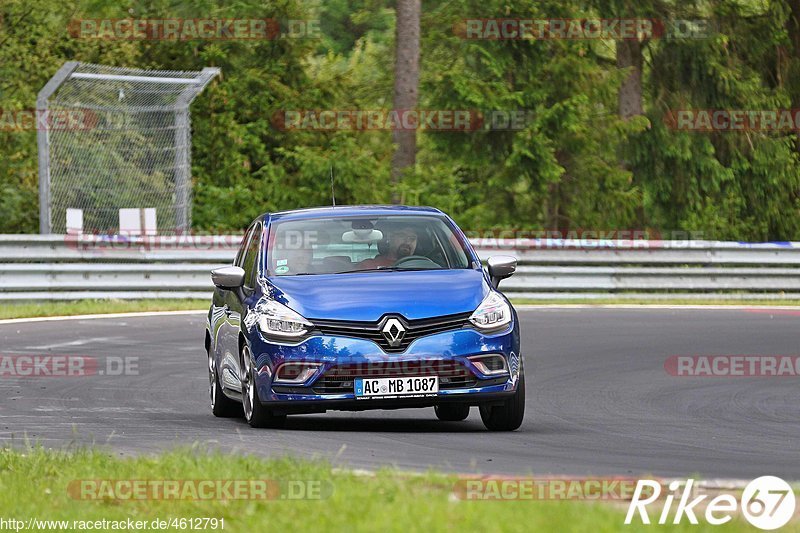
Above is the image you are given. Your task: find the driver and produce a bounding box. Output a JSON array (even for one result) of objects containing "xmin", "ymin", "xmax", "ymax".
[{"xmin": 358, "ymin": 226, "xmax": 418, "ymax": 268}]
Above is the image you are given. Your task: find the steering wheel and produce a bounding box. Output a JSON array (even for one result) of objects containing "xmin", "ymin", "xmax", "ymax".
[{"xmin": 393, "ymin": 255, "xmax": 439, "ymax": 267}]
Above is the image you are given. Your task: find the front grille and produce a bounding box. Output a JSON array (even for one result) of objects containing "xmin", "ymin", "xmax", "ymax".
[
  {"xmin": 311, "ymin": 312, "xmax": 472, "ymax": 353},
  {"xmin": 310, "ymin": 360, "xmax": 480, "ymax": 394}
]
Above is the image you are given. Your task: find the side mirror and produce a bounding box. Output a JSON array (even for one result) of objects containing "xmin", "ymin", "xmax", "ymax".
[
  {"xmin": 211, "ymin": 266, "xmax": 245, "ymax": 290},
  {"xmin": 487, "ymin": 255, "xmax": 517, "ymax": 288}
]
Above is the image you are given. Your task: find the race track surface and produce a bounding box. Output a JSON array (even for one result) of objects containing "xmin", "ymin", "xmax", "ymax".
[{"xmin": 1, "ymin": 308, "xmax": 798, "ymax": 478}]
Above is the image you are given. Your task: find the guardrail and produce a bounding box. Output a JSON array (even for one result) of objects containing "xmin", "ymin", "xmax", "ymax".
[{"xmin": 1, "ymin": 235, "xmax": 799, "ymax": 301}]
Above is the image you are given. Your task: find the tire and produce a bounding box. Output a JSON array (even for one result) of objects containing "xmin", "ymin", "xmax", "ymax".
[
  {"xmin": 479, "ymin": 372, "xmax": 525, "ymax": 431},
  {"xmin": 208, "ymin": 346, "xmax": 242, "ymax": 418},
  {"xmin": 434, "ymin": 403, "xmax": 470, "ymax": 421},
  {"xmin": 241, "ymin": 343, "xmax": 287, "ymax": 429}
]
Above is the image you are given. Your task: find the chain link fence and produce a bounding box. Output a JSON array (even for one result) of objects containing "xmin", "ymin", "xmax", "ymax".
[{"xmin": 37, "ymin": 62, "xmax": 219, "ymax": 235}]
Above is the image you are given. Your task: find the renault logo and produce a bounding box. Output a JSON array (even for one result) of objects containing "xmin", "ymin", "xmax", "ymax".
[{"xmin": 381, "ymin": 317, "xmax": 406, "ymax": 348}]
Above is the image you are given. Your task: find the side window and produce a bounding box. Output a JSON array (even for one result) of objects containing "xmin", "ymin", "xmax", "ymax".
[
  {"xmin": 235, "ymin": 225, "xmax": 255, "ymax": 268},
  {"xmin": 241, "ymin": 223, "xmax": 262, "ymax": 290}
]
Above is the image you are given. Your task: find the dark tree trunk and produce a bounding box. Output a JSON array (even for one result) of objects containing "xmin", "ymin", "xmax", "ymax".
[
  {"xmin": 788, "ymin": 0, "xmax": 800, "ymax": 66},
  {"xmin": 616, "ymin": 37, "xmax": 645, "ymax": 225},
  {"xmin": 390, "ymin": 0, "xmax": 420, "ymax": 204},
  {"xmin": 785, "ymin": 0, "xmax": 800, "ymax": 150},
  {"xmin": 616, "ymin": 39, "xmax": 644, "ymax": 119}
]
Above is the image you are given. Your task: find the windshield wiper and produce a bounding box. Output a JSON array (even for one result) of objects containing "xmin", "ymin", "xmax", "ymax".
[
  {"xmin": 332, "ymin": 267, "xmax": 394, "ymax": 274},
  {"xmin": 332, "ymin": 266, "xmax": 438, "ymax": 274}
]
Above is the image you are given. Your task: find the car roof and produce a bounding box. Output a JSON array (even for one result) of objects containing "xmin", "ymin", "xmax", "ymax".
[{"xmin": 263, "ymin": 205, "xmax": 445, "ymax": 223}]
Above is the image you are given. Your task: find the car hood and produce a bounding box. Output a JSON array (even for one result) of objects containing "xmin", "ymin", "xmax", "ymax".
[{"xmin": 265, "ymin": 269, "xmax": 490, "ymax": 321}]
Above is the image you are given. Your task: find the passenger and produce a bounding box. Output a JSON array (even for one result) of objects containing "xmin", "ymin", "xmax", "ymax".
[{"xmin": 274, "ymin": 241, "xmax": 314, "ymax": 275}]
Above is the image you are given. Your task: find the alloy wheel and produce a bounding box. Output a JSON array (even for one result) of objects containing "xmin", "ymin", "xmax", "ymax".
[
  {"xmin": 242, "ymin": 345, "xmax": 254, "ymax": 421},
  {"xmin": 208, "ymin": 350, "xmax": 217, "ymax": 409}
]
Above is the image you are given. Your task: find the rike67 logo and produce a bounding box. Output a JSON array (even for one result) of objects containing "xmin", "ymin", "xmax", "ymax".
[{"xmin": 625, "ymin": 476, "xmax": 796, "ymax": 530}]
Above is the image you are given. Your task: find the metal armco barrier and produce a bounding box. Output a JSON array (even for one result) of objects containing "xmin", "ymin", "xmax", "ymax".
[{"xmin": 1, "ymin": 235, "xmax": 799, "ymax": 301}]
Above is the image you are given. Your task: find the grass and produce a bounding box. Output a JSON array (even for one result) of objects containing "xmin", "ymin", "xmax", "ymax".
[
  {"xmin": 0, "ymin": 299, "xmax": 208, "ymax": 320},
  {"xmin": 0, "ymin": 446, "xmax": 771, "ymax": 532}
]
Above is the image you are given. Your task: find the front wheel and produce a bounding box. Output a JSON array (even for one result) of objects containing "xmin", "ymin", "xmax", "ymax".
[
  {"xmin": 434, "ymin": 403, "xmax": 470, "ymax": 421},
  {"xmin": 209, "ymin": 347, "xmax": 242, "ymax": 418},
  {"xmin": 479, "ymin": 373, "xmax": 525, "ymax": 431},
  {"xmin": 241, "ymin": 344, "xmax": 287, "ymax": 429}
]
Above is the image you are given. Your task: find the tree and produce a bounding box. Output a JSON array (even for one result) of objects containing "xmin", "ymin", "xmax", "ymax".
[
  {"xmin": 390, "ymin": 0, "xmax": 420, "ymax": 204},
  {"xmin": 617, "ymin": 38, "xmax": 644, "ymax": 119}
]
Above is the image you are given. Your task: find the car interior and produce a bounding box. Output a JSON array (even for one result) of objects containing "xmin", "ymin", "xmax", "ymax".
[{"xmin": 268, "ymin": 217, "xmax": 468, "ymax": 275}]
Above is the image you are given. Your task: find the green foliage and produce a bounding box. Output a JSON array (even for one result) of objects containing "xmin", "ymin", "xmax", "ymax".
[
  {"xmin": 633, "ymin": 1, "xmax": 800, "ymax": 239},
  {"xmin": 1, "ymin": 0, "xmax": 799, "ymax": 238}
]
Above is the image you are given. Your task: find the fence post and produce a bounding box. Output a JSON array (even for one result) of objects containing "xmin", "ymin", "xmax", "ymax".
[
  {"xmin": 173, "ymin": 67, "xmax": 219, "ymax": 233},
  {"xmin": 37, "ymin": 61, "xmax": 79, "ymax": 235}
]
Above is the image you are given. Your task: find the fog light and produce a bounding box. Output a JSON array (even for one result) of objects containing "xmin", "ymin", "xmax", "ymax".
[
  {"xmin": 468, "ymin": 354, "xmax": 509, "ymax": 376},
  {"xmin": 274, "ymin": 362, "xmax": 322, "ymax": 385}
]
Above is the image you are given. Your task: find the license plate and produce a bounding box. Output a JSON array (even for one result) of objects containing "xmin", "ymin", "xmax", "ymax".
[{"xmin": 354, "ymin": 376, "xmax": 439, "ymax": 399}]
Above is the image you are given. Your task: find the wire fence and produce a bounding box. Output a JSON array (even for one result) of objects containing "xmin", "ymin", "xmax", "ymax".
[{"xmin": 37, "ymin": 62, "xmax": 219, "ymax": 235}]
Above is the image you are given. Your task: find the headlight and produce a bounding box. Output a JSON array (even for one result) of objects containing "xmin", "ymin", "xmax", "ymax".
[
  {"xmin": 469, "ymin": 292, "xmax": 512, "ymax": 330},
  {"xmin": 256, "ymin": 300, "xmax": 313, "ymax": 338}
]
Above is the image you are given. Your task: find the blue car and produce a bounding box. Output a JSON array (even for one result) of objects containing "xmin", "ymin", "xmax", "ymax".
[{"xmin": 205, "ymin": 205, "xmax": 525, "ymax": 431}]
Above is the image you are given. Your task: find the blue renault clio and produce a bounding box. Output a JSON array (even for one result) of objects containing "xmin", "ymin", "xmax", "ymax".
[{"xmin": 205, "ymin": 205, "xmax": 525, "ymax": 431}]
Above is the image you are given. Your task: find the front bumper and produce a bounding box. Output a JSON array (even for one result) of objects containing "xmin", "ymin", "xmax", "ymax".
[{"xmin": 248, "ymin": 323, "xmax": 521, "ymax": 412}]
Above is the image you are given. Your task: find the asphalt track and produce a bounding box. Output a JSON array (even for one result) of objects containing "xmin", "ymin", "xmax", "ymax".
[{"xmin": 1, "ymin": 307, "xmax": 798, "ymax": 478}]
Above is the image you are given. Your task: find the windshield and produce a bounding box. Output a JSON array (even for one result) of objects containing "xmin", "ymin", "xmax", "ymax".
[{"xmin": 265, "ymin": 215, "xmax": 471, "ymax": 276}]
